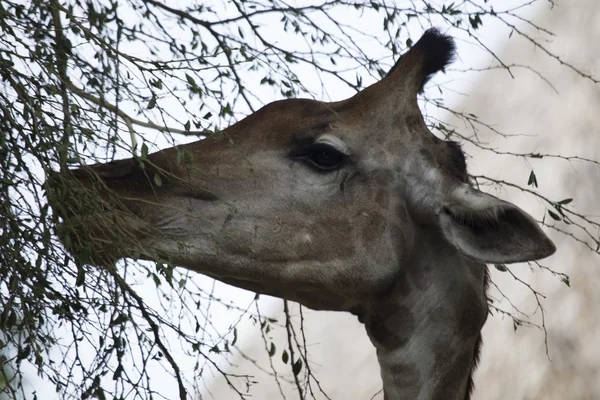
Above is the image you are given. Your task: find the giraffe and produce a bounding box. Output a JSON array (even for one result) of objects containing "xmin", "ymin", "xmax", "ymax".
[{"xmin": 47, "ymin": 29, "xmax": 556, "ymax": 399}]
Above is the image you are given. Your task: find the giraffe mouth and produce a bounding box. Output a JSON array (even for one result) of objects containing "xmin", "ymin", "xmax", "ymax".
[{"xmin": 46, "ymin": 171, "xmax": 159, "ymax": 266}]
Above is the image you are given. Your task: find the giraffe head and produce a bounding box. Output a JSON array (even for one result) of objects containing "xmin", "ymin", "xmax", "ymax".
[{"xmin": 48, "ymin": 29, "xmax": 555, "ymax": 311}]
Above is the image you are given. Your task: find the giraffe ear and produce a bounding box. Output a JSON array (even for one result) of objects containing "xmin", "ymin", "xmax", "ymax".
[
  {"xmin": 386, "ymin": 28, "xmax": 455, "ymax": 93},
  {"xmin": 439, "ymin": 186, "xmax": 556, "ymax": 264}
]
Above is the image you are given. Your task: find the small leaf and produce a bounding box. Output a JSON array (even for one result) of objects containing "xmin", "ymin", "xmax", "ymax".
[
  {"xmin": 77, "ymin": 246, "xmax": 91, "ymax": 265},
  {"xmin": 268, "ymin": 342, "xmax": 276, "ymax": 357},
  {"xmin": 6, "ymin": 312, "xmax": 17, "ymax": 328},
  {"xmin": 469, "ymin": 14, "xmax": 482, "ymax": 30},
  {"xmin": 231, "ymin": 328, "xmax": 238, "ymax": 346},
  {"xmin": 220, "ymin": 103, "xmax": 233, "ymax": 117},
  {"xmin": 185, "ymin": 73, "xmax": 196, "ymax": 86},
  {"xmin": 548, "ymin": 210, "xmax": 561, "ymax": 221},
  {"xmin": 561, "ymin": 276, "xmax": 571, "ymax": 287},
  {"xmin": 131, "ymin": 250, "xmax": 140, "ymax": 260},
  {"xmin": 153, "ymin": 173, "xmax": 162, "ymax": 187},
  {"xmin": 141, "ymin": 143, "xmax": 149, "ymax": 160},
  {"xmin": 147, "ymin": 96, "xmax": 156, "ymax": 110},
  {"xmin": 111, "ymin": 314, "xmax": 128, "ymax": 326},
  {"xmin": 112, "ymin": 364, "xmax": 123, "ymax": 380},
  {"xmin": 76, "ymin": 265, "xmax": 85, "ymax": 286},
  {"xmin": 527, "ymin": 170, "xmax": 538, "ymax": 188},
  {"xmin": 282, "ymin": 350, "xmax": 289, "ymax": 364},
  {"xmin": 18, "ymin": 345, "xmax": 31, "ymax": 360},
  {"xmin": 292, "ymin": 359, "xmax": 303, "ymax": 376},
  {"xmin": 557, "ymin": 198, "xmax": 573, "ymax": 205},
  {"xmin": 494, "ymin": 264, "xmax": 507, "ymax": 272},
  {"xmin": 356, "ymin": 74, "xmax": 363, "ymax": 88}
]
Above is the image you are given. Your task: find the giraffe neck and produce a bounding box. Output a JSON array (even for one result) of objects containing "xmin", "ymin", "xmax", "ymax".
[{"xmin": 363, "ymin": 243, "xmax": 488, "ymax": 400}]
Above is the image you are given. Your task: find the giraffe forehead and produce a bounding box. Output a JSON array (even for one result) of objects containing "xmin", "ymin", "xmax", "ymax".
[
  {"xmin": 244, "ymin": 97, "xmax": 391, "ymax": 144},
  {"xmin": 215, "ymin": 98, "xmax": 335, "ymax": 151},
  {"xmin": 232, "ymin": 96, "xmax": 467, "ymax": 183}
]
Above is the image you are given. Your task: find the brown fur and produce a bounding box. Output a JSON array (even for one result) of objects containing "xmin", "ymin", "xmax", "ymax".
[{"xmin": 464, "ymin": 266, "xmax": 490, "ymax": 399}]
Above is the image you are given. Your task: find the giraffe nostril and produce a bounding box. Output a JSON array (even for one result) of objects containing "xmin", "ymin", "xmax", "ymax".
[
  {"xmin": 127, "ymin": 203, "xmax": 141, "ymax": 216},
  {"xmin": 187, "ymin": 186, "xmax": 218, "ymax": 201}
]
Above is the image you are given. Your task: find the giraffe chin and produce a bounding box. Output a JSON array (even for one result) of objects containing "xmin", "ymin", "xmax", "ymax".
[{"xmin": 57, "ymin": 211, "xmax": 158, "ymax": 268}]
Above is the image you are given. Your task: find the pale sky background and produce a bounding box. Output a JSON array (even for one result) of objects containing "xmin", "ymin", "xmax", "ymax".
[{"xmin": 12, "ymin": 1, "xmax": 549, "ymax": 398}]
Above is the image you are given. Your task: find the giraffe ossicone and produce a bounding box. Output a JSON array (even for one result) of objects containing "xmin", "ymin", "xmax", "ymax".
[{"xmin": 48, "ymin": 28, "xmax": 555, "ymax": 400}]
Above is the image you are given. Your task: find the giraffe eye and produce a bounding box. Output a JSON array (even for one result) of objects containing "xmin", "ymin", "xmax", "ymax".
[
  {"xmin": 307, "ymin": 143, "xmax": 345, "ymax": 170},
  {"xmin": 290, "ymin": 143, "xmax": 345, "ymax": 171}
]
